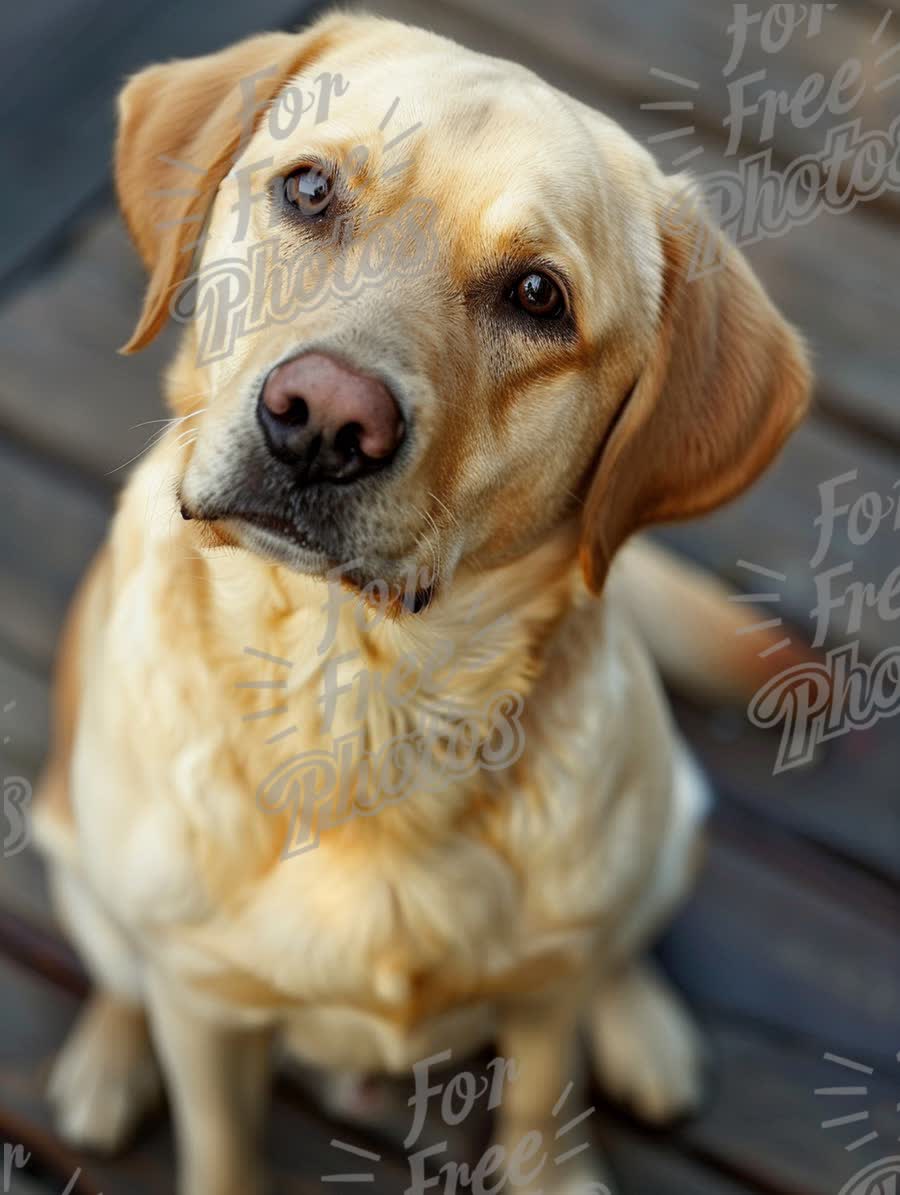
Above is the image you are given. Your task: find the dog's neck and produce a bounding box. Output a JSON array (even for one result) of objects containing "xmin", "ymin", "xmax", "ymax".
[{"xmin": 179, "ymin": 512, "xmax": 586, "ymax": 853}]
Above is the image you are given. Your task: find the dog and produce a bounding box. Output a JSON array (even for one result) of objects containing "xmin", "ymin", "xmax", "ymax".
[{"xmin": 34, "ymin": 12, "xmax": 811, "ymax": 1194}]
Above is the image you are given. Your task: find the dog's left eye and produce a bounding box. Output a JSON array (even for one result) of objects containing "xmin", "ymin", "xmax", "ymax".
[
  {"xmin": 512, "ymin": 272, "xmax": 565, "ymax": 319},
  {"xmin": 283, "ymin": 166, "xmax": 334, "ymax": 216}
]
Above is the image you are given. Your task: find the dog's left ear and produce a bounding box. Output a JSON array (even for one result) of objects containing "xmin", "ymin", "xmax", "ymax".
[
  {"xmin": 580, "ymin": 179, "xmax": 811, "ymax": 593},
  {"xmin": 115, "ymin": 16, "xmax": 350, "ymax": 353}
]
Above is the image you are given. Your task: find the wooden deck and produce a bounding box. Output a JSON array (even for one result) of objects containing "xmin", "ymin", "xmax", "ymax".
[{"xmin": 1, "ymin": 1, "xmax": 898, "ymax": 1192}]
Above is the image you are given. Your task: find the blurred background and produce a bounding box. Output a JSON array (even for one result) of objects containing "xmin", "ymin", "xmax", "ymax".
[{"xmin": 1, "ymin": 1, "xmax": 898, "ymax": 1192}]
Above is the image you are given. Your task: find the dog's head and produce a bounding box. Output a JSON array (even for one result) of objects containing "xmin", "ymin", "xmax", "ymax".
[{"xmin": 117, "ymin": 13, "xmax": 810, "ymax": 603}]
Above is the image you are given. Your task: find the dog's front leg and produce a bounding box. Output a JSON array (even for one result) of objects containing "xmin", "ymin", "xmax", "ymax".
[
  {"xmin": 145, "ymin": 968, "xmax": 272, "ymax": 1195},
  {"xmin": 494, "ymin": 988, "xmax": 614, "ymax": 1195}
]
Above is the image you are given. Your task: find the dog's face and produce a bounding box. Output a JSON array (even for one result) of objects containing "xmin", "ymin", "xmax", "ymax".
[{"xmin": 117, "ymin": 15, "xmax": 811, "ymax": 602}]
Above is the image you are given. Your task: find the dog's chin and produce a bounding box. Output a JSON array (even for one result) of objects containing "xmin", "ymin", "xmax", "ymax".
[{"xmin": 223, "ymin": 516, "xmax": 335, "ymax": 575}]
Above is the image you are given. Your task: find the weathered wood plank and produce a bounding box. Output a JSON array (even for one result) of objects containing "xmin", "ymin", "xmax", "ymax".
[
  {"xmin": 661, "ymin": 805, "xmax": 900, "ymax": 1070},
  {"xmin": 0, "ymin": 657, "xmax": 50, "ymax": 776},
  {"xmin": 678, "ymin": 1020, "xmax": 900, "ymax": 1195},
  {"xmin": 595, "ymin": 1127, "xmax": 760, "ymax": 1195},
  {"xmin": 0, "ymin": 846, "xmax": 54, "ymax": 940},
  {"xmin": 747, "ymin": 210, "xmax": 900, "ymax": 446},
  {"xmin": 0, "ymin": 439, "xmax": 108, "ymax": 673},
  {"xmin": 0, "ymin": 218, "xmax": 170, "ymax": 481},
  {"xmin": 675, "ymin": 697, "xmax": 900, "ymax": 886}
]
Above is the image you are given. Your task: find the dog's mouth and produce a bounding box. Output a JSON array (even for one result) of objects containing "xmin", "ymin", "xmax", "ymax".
[
  {"xmin": 181, "ymin": 500, "xmax": 329, "ymax": 554},
  {"xmin": 179, "ymin": 500, "xmax": 437, "ymax": 612},
  {"xmin": 223, "ymin": 509, "xmax": 320, "ymax": 551}
]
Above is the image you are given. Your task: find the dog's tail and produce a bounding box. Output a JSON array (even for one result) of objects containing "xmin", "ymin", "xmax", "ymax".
[{"xmin": 616, "ymin": 537, "xmax": 815, "ymax": 705}]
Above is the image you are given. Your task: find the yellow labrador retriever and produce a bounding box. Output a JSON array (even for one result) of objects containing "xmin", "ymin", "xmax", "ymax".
[{"xmin": 35, "ymin": 12, "xmax": 810, "ymax": 1194}]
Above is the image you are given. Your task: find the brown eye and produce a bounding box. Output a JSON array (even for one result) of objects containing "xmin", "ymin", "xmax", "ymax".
[
  {"xmin": 283, "ymin": 166, "xmax": 334, "ymax": 215},
  {"xmin": 513, "ymin": 271, "xmax": 565, "ymax": 318}
]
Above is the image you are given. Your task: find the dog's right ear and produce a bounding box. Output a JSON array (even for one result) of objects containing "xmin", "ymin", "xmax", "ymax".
[{"xmin": 116, "ymin": 18, "xmax": 348, "ymax": 353}]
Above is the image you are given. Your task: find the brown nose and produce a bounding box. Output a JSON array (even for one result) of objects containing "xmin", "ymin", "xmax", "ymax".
[{"xmin": 257, "ymin": 352, "xmax": 405, "ymax": 483}]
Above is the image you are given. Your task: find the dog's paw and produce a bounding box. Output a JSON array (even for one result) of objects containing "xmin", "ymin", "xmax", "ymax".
[
  {"xmin": 48, "ymin": 994, "xmax": 161, "ymax": 1153},
  {"xmin": 589, "ymin": 961, "xmax": 707, "ymax": 1126}
]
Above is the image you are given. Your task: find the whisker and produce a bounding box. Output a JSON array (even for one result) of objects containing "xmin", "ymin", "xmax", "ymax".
[{"xmin": 427, "ymin": 489, "xmax": 460, "ymax": 531}]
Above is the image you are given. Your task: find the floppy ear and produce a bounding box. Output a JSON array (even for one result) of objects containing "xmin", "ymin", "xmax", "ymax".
[
  {"xmin": 580, "ymin": 180, "xmax": 812, "ymax": 593},
  {"xmin": 115, "ymin": 18, "xmax": 347, "ymax": 353}
]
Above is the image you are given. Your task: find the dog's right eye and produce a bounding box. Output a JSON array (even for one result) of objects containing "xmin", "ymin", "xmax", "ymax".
[
  {"xmin": 283, "ymin": 166, "xmax": 334, "ymax": 216},
  {"xmin": 511, "ymin": 271, "xmax": 566, "ymax": 320}
]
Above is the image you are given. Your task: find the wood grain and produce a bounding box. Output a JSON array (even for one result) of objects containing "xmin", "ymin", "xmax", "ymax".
[{"xmin": 661, "ymin": 805, "xmax": 900, "ymax": 1069}]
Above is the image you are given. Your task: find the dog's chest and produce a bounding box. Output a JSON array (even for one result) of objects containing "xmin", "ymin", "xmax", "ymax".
[{"xmin": 173, "ymin": 825, "xmax": 591, "ymax": 1067}]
